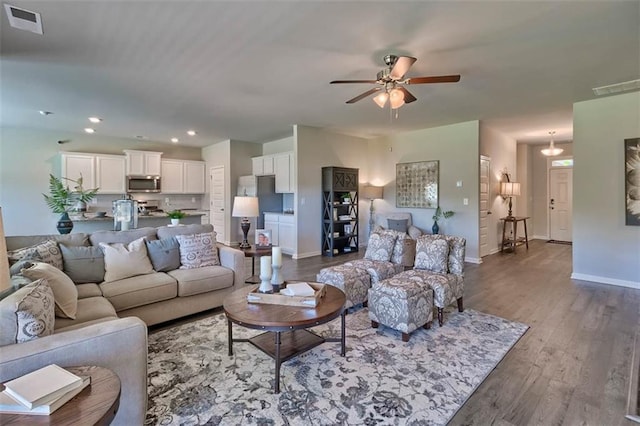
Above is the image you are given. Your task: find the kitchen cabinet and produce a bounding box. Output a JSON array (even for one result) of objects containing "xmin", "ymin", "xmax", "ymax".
[
  {"xmin": 252, "ymin": 155, "xmax": 274, "ymax": 176},
  {"xmin": 263, "ymin": 213, "xmax": 295, "ymax": 255},
  {"xmin": 61, "ymin": 152, "xmax": 125, "ymax": 194},
  {"xmin": 124, "ymin": 150, "xmax": 162, "ymax": 176},
  {"xmin": 274, "ymin": 152, "xmax": 294, "ymax": 193},
  {"xmin": 161, "ymin": 159, "xmax": 206, "ymax": 194}
]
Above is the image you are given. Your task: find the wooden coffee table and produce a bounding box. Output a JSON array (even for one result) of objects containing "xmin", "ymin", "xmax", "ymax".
[{"xmin": 223, "ymin": 283, "xmax": 346, "ymax": 393}]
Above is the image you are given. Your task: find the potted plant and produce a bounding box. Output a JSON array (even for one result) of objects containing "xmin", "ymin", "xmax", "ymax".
[
  {"xmin": 341, "ymin": 193, "xmax": 351, "ymax": 204},
  {"xmin": 43, "ymin": 174, "xmax": 99, "ymax": 234},
  {"xmin": 432, "ymin": 206, "xmax": 454, "ymax": 235},
  {"xmin": 167, "ymin": 209, "xmax": 186, "ymax": 226}
]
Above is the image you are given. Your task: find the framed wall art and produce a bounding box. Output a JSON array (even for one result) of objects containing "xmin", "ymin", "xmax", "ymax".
[
  {"xmin": 396, "ymin": 160, "xmax": 439, "ymax": 208},
  {"xmin": 625, "ymin": 138, "xmax": 640, "ymax": 226}
]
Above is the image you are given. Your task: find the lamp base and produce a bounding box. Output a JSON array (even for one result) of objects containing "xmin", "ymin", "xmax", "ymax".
[
  {"xmin": 507, "ymin": 197, "xmax": 514, "ymax": 218},
  {"xmin": 239, "ymin": 220, "xmax": 251, "ymax": 249}
]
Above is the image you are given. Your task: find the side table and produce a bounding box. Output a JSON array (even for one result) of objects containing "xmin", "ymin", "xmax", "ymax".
[
  {"xmin": 500, "ymin": 216, "xmax": 530, "ymax": 253},
  {"xmin": 241, "ymin": 246, "xmax": 273, "ymax": 283},
  {"xmin": 0, "ymin": 365, "xmax": 121, "ymax": 425}
]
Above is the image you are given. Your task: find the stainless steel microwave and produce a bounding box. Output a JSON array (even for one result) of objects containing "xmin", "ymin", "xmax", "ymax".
[{"xmin": 127, "ymin": 175, "xmax": 161, "ymax": 193}]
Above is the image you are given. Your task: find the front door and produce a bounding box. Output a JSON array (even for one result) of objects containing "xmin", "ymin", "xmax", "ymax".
[
  {"xmin": 210, "ymin": 166, "xmax": 226, "ymax": 244},
  {"xmin": 479, "ymin": 156, "xmax": 491, "ymax": 257},
  {"xmin": 549, "ymin": 167, "xmax": 573, "ymax": 241}
]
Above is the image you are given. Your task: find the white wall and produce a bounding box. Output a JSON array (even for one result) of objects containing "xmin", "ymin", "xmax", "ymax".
[
  {"xmin": 368, "ymin": 121, "xmax": 481, "ymax": 261},
  {"xmin": 516, "ymin": 144, "xmax": 532, "ymax": 218},
  {"xmin": 479, "ymin": 124, "xmax": 517, "ymax": 254},
  {"xmin": 262, "ymin": 136, "xmax": 294, "ymax": 155},
  {"xmin": 572, "ymin": 91, "xmax": 640, "ymax": 287},
  {"xmin": 0, "ymin": 127, "xmax": 202, "ymax": 236},
  {"xmin": 294, "ymin": 125, "xmax": 370, "ymax": 258}
]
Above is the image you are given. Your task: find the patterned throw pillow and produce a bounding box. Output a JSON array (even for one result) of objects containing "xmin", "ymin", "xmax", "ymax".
[
  {"xmin": 364, "ymin": 232, "xmax": 397, "ymax": 262},
  {"xmin": 175, "ymin": 232, "xmax": 220, "ymax": 269},
  {"xmin": 8, "ymin": 240, "xmax": 63, "ymax": 270},
  {"xmin": 21, "ymin": 262, "xmax": 79, "ymax": 319},
  {"xmin": 0, "ymin": 279, "xmax": 55, "ymax": 346},
  {"xmin": 414, "ymin": 236, "xmax": 450, "ymax": 273},
  {"xmin": 99, "ymin": 237, "xmax": 154, "ymax": 282}
]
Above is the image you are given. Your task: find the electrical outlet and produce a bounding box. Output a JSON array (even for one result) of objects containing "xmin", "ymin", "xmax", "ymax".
[
  {"xmin": 463, "ymin": 198, "xmax": 469, "ymax": 205},
  {"xmin": 165, "ymin": 197, "xmax": 170, "ymax": 203},
  {"xmin": 191, "ymin": 197, "xmax": 196, "ymax": 203},
  {"xmin": 91, "ymin": 199, "xmax": 98, "ymax": 205},
  {"xmin": 457, "ymin": 180, "xmax": 463, "ymax": 188}
]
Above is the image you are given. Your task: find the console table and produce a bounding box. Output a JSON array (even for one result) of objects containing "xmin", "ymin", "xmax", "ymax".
[{"xmin": 500, "ymin": 216, "xmax": 530, "ymax": 253}]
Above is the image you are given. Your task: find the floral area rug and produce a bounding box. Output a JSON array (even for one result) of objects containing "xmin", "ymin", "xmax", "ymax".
[{"xmin": 146, "ymin": 308, "xmax": 528, "ymax": 425}]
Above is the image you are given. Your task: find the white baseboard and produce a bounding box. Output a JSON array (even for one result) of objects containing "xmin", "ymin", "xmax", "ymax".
[
  {"xmin": 531, "ymin": 234, "xmax": 548, "ymax": 240},
  {"xmin": 571, "ymin": 273, "xmax": 640, "ymax": 290},
  {"xmin": 465, "ymin": 256, "xmax": 482, "ymax": 264},
  {"xmin": 293, "ymin": 250, "xmax": 321, "ymax": 259}
]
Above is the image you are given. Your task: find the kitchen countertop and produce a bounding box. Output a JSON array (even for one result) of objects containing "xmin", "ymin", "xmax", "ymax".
[
  {"xmin": 263, "ymin": 211, "xmax": 295, "ymax": 215},
  {"xmin": 72, "ymin": 212, "xmax": 204, "ymax": 222}
]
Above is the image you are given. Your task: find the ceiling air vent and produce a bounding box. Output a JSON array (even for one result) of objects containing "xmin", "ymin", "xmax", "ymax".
[
  {"xmin": 3, "ymin": 4, "xmax": 43, "ymax": 34},
  {"xmin": 592, "ymin": 79, "xmax": 640, "ymax": 96}
]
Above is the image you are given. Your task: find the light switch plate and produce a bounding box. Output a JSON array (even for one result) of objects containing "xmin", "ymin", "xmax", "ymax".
[
  {"xmin": 463, "ymin": 198, "xmax": 469, "ymax": 205},
  {"xmin": 457, "ymin": 180, "xmax": 463, "ymax": 188}
]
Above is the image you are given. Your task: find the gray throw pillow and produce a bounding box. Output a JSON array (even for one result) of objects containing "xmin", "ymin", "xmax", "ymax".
[
  {"xmin": 387, "ymin": 218, "xmax": 409, "ymax": 233},
  {"xmin": 59, "ymin": 245, "xmax": 105, "ymax": 283},
  {"xmin": 146, "ymin": 237, "xmax": 181, "ymax": 272}
]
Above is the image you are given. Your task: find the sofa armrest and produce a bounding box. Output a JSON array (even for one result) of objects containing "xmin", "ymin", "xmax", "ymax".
[
  {"xmin": 218, "ymin": 244, "xmax": 245, "ymax": 287},
  {"xmin": 0, "ymin": 317, "xmax": 147, "ymax": 426}
]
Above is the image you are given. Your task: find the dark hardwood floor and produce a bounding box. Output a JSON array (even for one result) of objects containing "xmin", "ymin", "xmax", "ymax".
[{"xmin": 152, "ymin": 240, "xmax": 639, "ymax": 425}]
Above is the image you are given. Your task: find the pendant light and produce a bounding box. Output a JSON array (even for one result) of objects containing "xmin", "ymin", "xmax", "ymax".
[{"xmin": 541, "ymin": 131, "xmax": 563, "ymax": 156}]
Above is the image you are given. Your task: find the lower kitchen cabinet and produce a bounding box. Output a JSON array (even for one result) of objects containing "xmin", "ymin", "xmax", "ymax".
[{"xmin": 263, "ymin": 213, "xmax": 295, "ymax": 255}]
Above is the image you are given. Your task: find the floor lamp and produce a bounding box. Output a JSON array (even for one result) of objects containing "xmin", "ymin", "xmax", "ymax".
[
  {"xmin": 0, "ymin": 207, "xmax": 10, "ymax": 293},
  {"xmin": 363, "ymin": 185, "xmax": 383, "ymax": 238},
  {"xmin": 232, "ymin": 196, "xmax": 259, "ymax": 249}
]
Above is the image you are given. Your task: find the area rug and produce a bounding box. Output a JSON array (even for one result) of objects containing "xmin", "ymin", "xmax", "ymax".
[{"xmin": 145, "ymin": 308, "xmax": 528, "ymax": 425}]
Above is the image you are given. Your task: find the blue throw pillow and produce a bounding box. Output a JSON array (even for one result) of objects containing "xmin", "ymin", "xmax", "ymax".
[
  {"xmin": 145, "ymin": 237, "xmax": 181, "ymax": 272},
  {"xmin": 387, "ymin": 218, "xmax": 409, "ymax": 233},
  {"xmin": 60, "ymin": 244, "xmax": 105, "ymax": 283}
]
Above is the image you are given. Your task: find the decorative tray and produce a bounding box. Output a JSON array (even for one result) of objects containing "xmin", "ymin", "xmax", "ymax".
[{"xmin": 247, "ymin": 282, "xmax": 326, "ymax": 307}]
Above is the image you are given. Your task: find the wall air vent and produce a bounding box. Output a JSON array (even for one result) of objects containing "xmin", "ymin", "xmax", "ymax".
[
  {"xmin": 3, "ymin": 4, "xmax": 43, "ymax": 34},
  {"xmin": 592, "ymin": 79, "xmax": 640, "ymax": 96}
]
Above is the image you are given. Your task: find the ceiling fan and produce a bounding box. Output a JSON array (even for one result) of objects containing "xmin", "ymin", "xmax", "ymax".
[{"xmin": 330, "ymin": 54, "xmax": 460, "ymax": 109}]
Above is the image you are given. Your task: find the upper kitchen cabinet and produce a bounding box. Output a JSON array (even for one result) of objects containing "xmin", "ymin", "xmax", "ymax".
[
  {"xmin": 124, "ymin": 150, "xmax": 162, "ymax": 176},
  {"xmin": 161, "ymin": 159, "xmax": 206, "ymax": 194},
  {"xmin": 60, "ymin": 152, "xmax": 125, "ymax": 194},
  {"xmin": 252, "ymin": 155, "xmax": 274, "ymax": 176}
]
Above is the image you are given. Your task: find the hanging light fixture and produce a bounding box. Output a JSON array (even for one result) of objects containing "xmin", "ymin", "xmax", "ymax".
[
  {"xmin": 373, "ymin": 91, "xmax": 389, "ymax": 108},
  {"xmin": 389, "ymin": 88, "xmax": 405, "ymax": 109},
  {"xmin": 541, "ymin": 131, "xmax": 563, "ymax": 156}
]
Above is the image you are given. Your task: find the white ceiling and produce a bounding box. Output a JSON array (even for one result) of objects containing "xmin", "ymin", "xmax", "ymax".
[{"xmin": 1, "ymin": 1, "xmax": 639, "ymax": 148}]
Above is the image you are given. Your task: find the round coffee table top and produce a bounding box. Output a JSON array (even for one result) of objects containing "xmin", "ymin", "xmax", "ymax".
[
  {"xmin": 224, "ymin": 283, "xmax": 346, "ymax": 331},
  {"xmin": 0, "ymin": 365, "xmax": 120, "ymax": 426}
]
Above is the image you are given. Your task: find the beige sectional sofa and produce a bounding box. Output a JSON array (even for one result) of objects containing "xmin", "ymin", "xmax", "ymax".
[{"xmin": 0, "ymin": 223, "xmax": 245, "ymax": 425}]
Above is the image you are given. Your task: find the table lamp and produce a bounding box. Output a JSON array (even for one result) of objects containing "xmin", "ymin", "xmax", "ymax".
[
  {"xmin": 363, "ymin": 185, "xmax": 384, "ymax": 237},
  {"xmin": 500, "ymin": 182, "xmax": 521, "ymax": 218},
  {"xmin": 232, "ymin": 196, "xmax": 259, "ymax": 249}
]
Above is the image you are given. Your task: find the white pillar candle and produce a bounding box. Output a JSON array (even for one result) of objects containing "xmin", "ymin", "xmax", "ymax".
[
  {"xmin": 260, "ymin": 256, "xmax": 272, "ymax": 277},
  {"xmin": 272, "ymin": 247, "xmax": 282, "ymax": 266}
]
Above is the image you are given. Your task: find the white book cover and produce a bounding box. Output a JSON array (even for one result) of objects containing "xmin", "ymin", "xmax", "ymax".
[
  {"xmin": 0, "ymin": 376, "xmax": 90, "ymax": 415},
  {"xmin": 3, "ymin": 365, "xmax": 82, "ymax": 409},
  {"xmin": 281, "ymin": 282, "xmax": 315, "ymax": 297}
]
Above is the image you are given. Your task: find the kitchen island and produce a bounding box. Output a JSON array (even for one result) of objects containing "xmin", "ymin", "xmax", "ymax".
[{"xmin": 70, "ymin": 213, "xmax": 204, "ymax": 233}]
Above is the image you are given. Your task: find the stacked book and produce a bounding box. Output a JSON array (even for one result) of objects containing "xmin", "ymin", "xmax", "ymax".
[{"xmin": 0, "ymin": 364, "xmax": 90, "ymax": 416}]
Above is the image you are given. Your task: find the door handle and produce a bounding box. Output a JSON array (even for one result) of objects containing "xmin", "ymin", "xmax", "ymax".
[{"xmin": 487, "ymin": 211, "xmax": 492, "ymax": 215}]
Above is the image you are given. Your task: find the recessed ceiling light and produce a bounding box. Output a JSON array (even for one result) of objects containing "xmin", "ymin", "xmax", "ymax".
[
  {"xmin": 88, "ymin": 117, "xmax": 102, "ymax": 123},
  {"xmin": 171, "ymin": 137, "xmax": 179, "ymax": 143},
  {"xmin": 187, "ymin": 130, "xmax": 197, "ymax": 136},
  {"xmin": 39, "ymin": 110, "xmax": 53, "ymax": 116},
  {"xmin": 84, "ymin": 128, "xmax": 95, "ymax": 134}
]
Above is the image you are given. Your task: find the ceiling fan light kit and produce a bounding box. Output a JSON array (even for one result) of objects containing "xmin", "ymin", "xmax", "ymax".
[
  {"xmin": 330, "ymin": 54, "xmax": 460, "ymax": 112},
  {"xmin": 541, "ymin": 131, "xmax": 564, "ymax": 156}
]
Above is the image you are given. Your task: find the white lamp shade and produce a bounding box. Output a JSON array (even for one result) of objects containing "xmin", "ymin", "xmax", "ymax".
[
  {"xmin": 541, "ymin": 141, "xmax": 564, "ymax": 156},
  {"xmin": 389, "ymin": 88, "xmax": 405, "ymax": 109},
  {"xmin": 363, "ymin": 185, "xmax": 383, "ymax": 200},
  {"xmin": 500, "ymin": 182, "xmax": 521, "ymax": 196},
  {"xmin": 232, "ymin": 196, "xmax": 259, "ymax": 217},
  {"xmin": 373, "ymin": 92, "xmax": 389, "ymax": 108}
]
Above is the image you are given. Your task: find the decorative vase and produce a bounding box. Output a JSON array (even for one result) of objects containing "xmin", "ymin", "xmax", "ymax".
[
  {"xmin": 432, "ymin": 220, "xmax": 439, "ymax": 235},
  {"xmin": 171, "ymin": 218, "xmax": 180, "ymax": 226},
  {"xmin": 57, "ymin": 212, "xmax": 73, "ymax": 234}
]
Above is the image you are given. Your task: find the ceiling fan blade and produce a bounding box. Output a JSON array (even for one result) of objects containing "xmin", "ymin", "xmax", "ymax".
[
  {"xmin": 330, "ymin": 80, "xmax": 378, "ymax": 84},
  {"xmin": 406, "ymin": 75, "xmax": 461, "ymax": 84},
  {"xmin": 389, "ymin": 56, "xmax": 417, "ymax": 80},
  {"xmin": 398, "ymin": 87, "xmax": 417, "ymax": 103},
  {"xmin": 346, "ymin": 88, "xmax": 381, "ymax": 104}
]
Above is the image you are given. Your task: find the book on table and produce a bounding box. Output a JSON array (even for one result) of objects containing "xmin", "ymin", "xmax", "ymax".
[
  {"xmin": 0, "ymin": 376, "xmax": 90, "ymax": 415},
  {"xmin": 2, "ymin": 364, "xmax": 83, "ymax": 409}
]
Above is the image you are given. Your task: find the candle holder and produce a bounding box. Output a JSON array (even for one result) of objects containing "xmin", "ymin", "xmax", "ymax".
[
  {"xmin": 259, "ymin": 271, "xmax": 273, "ymax": 293},
  {"xmin": 271, "ymin": 264, "xmax": 284, "ymax": 292}
]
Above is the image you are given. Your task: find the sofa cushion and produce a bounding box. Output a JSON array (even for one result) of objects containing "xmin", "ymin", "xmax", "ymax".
[
  {"xmin": 167, "ymin": 266, "xmax": 234, "ymax": 297},
  {"xmin": 9, "ymin": 260, "xmax": 36, "ymax": 276},
  {"xmin": 156, "ymin": 224, "xmax": 214, "ymax": 239},
  {"xmin": 76, "ymin": 283, "xmax": 103, "ymax": 299},
  {"xmin": 0, "ymin": 279, "xmax": 55, "ymax": 346},
  {"xmin": 447, "ymin": 236, "xmax": 467, "ymax": 275},
  {"xmin": 8, "ymin": 239, "xmax": 63, "ymax": 270},
  {"xmin": 99, "ymin": 237, "xmax": 154, "ymax": 282},
  {"xmin": 5, "ymin": 233, "xmax": 89, "ymax": 252},
  {"xmin": 387, "ymin": 218, "xmax": 408, "ymax": 233},
  {"xmin": 146, "ymin": 237, "xmax": 181, "ymax": 272},
  {"xmin": 90, "ymin": 227, "xmax": 157, "ymax": 246},
  {"xmin": 99, "ymin": 272, "xmax": 177, "ymax": 311},
  {"xmin": 21, "ymin": 262, "xmax": 78, "ymax": 319},
  {"xmin": 414, "ymin": 236, "xmax": 450, "ymax": 274},
  {"xmin": 60, "ymin": 244, "xmax": 105, "ymax": 283},
  {"xmin": 175, "ymin": 232, "xmax": 220, "ymax": 269},
  {"xmin": 53, "ymin": 296, "xmax": 117, "ymax": 330},
  {"xmin": 364, "ymin": 232, "xmax": 397, "ymax": 262}
]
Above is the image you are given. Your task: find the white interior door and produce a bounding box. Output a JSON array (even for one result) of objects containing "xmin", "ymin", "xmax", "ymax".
[
  {"xmin": 549, "ymin": 167, "xmax": 573, "ymax": 241},
  {"xmin": 479, "ymin": 156, "xmax": 491, "ymax": 257},
  {"xmin": 210, "ymin": 166, "xmax": 226, "ymax": 243}
]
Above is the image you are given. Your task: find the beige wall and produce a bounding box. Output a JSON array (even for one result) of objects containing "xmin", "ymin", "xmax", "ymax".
[{"xmin": 572, "ymin": 91, "xmax": 640, "ymax": 287}]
